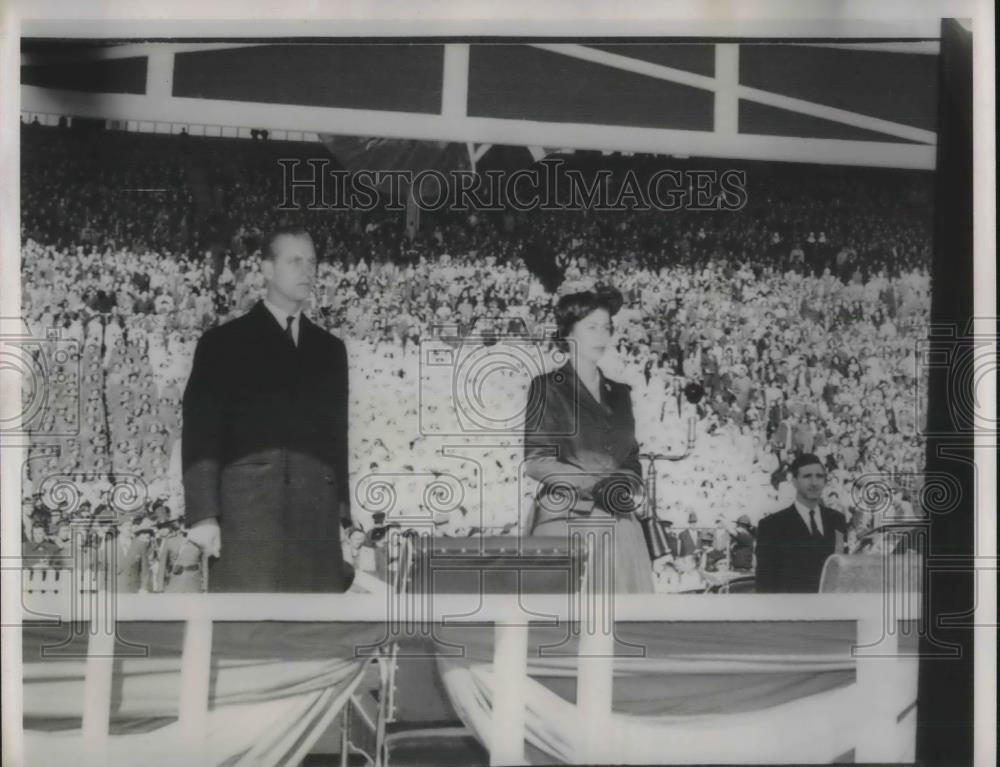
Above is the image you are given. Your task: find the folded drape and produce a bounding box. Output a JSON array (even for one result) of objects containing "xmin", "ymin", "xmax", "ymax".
[
  {"xmin": 23, "ymin": 623, "xmax": 387, "ymax": 767},
  {"xmin": 433, "ymin": 621, "xmax": 919, "ymax": 764}
]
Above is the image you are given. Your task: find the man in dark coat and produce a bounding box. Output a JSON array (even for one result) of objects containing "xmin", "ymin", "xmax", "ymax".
[
  {"xmin": 755, "ymin": 453, "xmax": 846, "ymax": 593},
  {"xmin": 182, "ymin": 226, "xmax": 354, "ymax": 592}
]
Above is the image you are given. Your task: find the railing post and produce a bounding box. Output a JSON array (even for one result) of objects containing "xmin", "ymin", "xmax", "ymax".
[
  {"xmin": 577, "ymin": 587, "xmax": 615, "ymax": 763},
  {"xmin": 855, "ymin": 614, "xmax": 901, "ymax": 762},
  {"xmin": 178, "ymin": 613, "xmax": 214, "ymax": 760},
  {"xmin": 490, "ymin": 620, "xmax": 529, "ymax": 766},
  {"xmin": 81, "ymin": 619, "xmax": 114, "ymax": 765}
]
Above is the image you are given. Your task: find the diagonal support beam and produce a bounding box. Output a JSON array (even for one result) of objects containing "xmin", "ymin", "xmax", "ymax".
[{"xmin": 530, "ymin": 42, "xmax": 935, "ymax": 145}]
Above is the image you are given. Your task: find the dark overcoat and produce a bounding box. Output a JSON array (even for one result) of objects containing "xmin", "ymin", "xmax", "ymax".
[
  {"xmin": 182, "ymin": 301, "xmax": 352, "ymax": 592},
  {"xmin": 755, "ymin": 504, "xmax": 846, "ymax": 593}
]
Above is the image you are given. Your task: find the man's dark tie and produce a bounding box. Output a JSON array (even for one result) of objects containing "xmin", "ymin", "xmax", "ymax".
[
  {"xmin": 809, "ymin": 509, "xmax": 821, "ymax": 537},
  {"xmin": 285, "ymin": 316, "xmax": 295, "ymax": 347}
]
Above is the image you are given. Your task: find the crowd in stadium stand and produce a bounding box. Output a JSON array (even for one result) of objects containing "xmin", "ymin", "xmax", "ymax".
[{"xmin": 20, "ymin": 125, "xmax": 931, "ymax": 592}]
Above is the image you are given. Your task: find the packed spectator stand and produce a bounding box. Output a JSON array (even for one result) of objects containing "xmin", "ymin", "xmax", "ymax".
[{"xmin": 19, "ymin": 123, "xmax": 932, "ymax": 593}]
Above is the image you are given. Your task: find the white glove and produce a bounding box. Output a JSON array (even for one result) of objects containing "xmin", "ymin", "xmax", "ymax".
[{"xmin": 187, "ymin": 518, "xmax": 221, "ymax": 558}]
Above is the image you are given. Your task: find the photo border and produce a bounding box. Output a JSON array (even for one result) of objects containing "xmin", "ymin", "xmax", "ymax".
[{"xmin": 1, "ymin": 3, "xmax": 994, "ymax": 767}]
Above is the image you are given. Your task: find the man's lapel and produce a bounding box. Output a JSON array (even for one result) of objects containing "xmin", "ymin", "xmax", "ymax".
[
  {"xmin": 251, "ymin": 300, "xmax": 301, "ymax": 350},
  {"xmin": 787, "ymin": 504, "xmax": 814, "ymax": 538},
  {"xmin": 250, "ymin": 300, "xmax": 284, "ymax": 339},
  {"xmin": 820, "ymin": 506, "xmax": 841, "ymax": 543},
  {"xmin": 790, "ymin": 504, "xmax": 836, "ymax": 541},
  {"xmin": 298, "ymin": 313, "xmax": 324, "ymax": 354}
]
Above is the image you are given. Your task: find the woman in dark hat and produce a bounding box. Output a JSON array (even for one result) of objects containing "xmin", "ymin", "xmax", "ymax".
[{"xmin": 523, "ymin": 287, "xmax": 653, "ymax": 593}]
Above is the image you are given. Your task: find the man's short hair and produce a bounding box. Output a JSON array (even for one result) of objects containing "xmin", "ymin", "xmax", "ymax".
[
  {"xmin": 262, "ymin": 226, "xmax": 313, "ymax": 260},
  {"xmin": 790, "ymin": 453, "xmax": 825, "ymax": 477}
]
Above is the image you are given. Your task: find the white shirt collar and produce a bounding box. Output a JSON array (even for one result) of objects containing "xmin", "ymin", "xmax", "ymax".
[
  {"xmin": 262, "ymin": 298, "xmax": 303, "ymax": 342},
  {"xmin": 793, "ymin": 498, "xmax": 824, "ymax": 535},
  {"xmin": 262, "ymin": 297, "xmax": 301, "ymax": 323}
]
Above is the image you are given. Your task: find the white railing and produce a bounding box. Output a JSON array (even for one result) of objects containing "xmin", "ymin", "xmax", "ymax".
[{"xmin": 21, "ymin": 591, "xmax": 917, "ymax": 766}]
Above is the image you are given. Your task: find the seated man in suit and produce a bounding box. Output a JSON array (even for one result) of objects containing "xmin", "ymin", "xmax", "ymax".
[{"xmin": 755, "ymin": 453, "xmax": 847, "ymax": 593}]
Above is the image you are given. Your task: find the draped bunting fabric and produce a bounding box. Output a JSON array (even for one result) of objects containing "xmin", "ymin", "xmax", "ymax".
[
  {"xmin": 441, "ymin": 664, "xmax": 865, "ymax": 765},
  {"xmin": 23, "ymin": 622, "xmax": 387, "ymax": 767},
  {"xmin": 22, "ymin": 616, "xmax": 920, "ymax": 765},
  {"xmin": 433, "ymin": 621, "xmax": 920, "ymax": 764}
]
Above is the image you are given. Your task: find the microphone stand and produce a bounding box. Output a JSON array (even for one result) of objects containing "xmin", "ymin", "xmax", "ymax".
[{"xmin": 638, "ymin": 414, "xmax": 697, "ymax": 561}]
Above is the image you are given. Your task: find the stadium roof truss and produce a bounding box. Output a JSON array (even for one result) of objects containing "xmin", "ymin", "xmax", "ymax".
[{"xmin": 21, "ymin": 40, "xmax": 938, "ymax": 169}]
